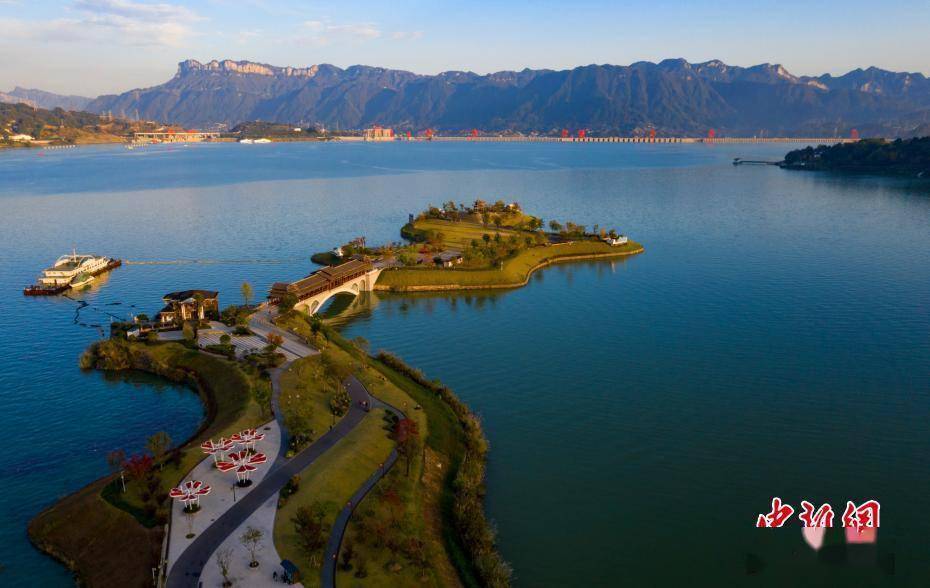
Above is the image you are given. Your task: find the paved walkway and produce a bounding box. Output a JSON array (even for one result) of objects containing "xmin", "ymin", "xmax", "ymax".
[
  {"xmin": 197, "ymin": 493, "xmax": 287, "ymax": 588},
  {"xmin": 167, "ymin": 379, "xmax": 372, "ymax": 587},
  {"xmin": 166, "ymin": 305, "xmax": 367, "ymax": 588},
  {"xmin": 165, "ymin": 419, "xmax": 281, "ymax": 576},
  {"xmin": 320, "ymin": 396, "xmax": 405, "ymax": 587}
]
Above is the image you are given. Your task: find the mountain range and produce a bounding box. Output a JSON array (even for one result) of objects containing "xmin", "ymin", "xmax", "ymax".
[
  {"xmin": 17, "ymin": 59, "xmax": 930, "ymax": 136},
  {"xmin": 0, "ymin": 87, "xmax": 93, "ymax": 112}
]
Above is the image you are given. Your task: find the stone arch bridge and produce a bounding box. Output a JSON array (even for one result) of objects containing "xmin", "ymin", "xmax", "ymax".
[{"xmin": 269, "ymin": 259, "xmax": 382, "ymax": 315}]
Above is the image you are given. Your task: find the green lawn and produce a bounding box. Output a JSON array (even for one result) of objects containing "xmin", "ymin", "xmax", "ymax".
[
  {"xmin": 92, "ymin": 341, "xmax": 270, "ymax": 514},
  {"xmin": 279, "ymin": 353, "xmax": 352, "ymax": 449},
  {"xmin": 414, "ymin": 218, "xmax": 524, "ymax": 249},
  {"xmin": 378, "ymin": 238, "xmax": 643, "ymax": 290},
  {"xmin": 273, "ymin": 408, "xmax": 395, "ymax": 587}
]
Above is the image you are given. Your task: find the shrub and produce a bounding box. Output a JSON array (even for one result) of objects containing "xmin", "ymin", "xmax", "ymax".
[{"xmin": 375, "ymin": 351, "xmax": 511, "ymax": 586}]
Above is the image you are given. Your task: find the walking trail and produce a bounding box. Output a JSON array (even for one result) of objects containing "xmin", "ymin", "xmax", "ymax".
[{"xmin": 165, "ymin": 305, "xmax": 401, "ymax": 587}]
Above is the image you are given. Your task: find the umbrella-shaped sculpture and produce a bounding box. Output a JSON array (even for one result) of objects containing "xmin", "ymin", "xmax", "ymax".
[
  {"xmin": 169, "ymin": 480, "xmax": 212, "ymax": 513},
  {"xmin": 237, "ymin": 428, "xmax": 265, "ymax": 452},
  {"xmin": 200, "ymin": 437, "xmax": 236, "ymax": 466},
  {"xmin": 217, "ymin": 451, "xmax": 267, "ymax": 487},
  {"xmin": 201, "ymin": 437, "xmax": 236, "ymax": 466}
]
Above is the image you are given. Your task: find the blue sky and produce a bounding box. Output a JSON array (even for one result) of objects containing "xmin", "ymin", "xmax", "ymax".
[{"xmin": 2, "ymin": 0, "xmax": 929, "ymax": 96}]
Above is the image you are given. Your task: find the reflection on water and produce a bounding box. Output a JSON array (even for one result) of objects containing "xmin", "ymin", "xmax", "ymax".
[{"xmin": 0, "ymin": 142, "xmax": 927, "ymax": 586}]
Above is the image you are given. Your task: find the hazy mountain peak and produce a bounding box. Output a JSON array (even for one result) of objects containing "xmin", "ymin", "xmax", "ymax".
[
  {"xmin": 178, "ymin": 59, "xmax": 320, "ymax": 78},
  {"xmin": 84, "ymin": 57, "xmax": 930, "ymax": 137}
]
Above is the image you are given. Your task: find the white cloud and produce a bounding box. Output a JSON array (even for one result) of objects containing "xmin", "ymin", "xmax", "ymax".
[
  {"xmin": 391, "ymin": 31, "xmax": 424, "ymax": 41},
  {"xmin": 1, "ymin": 0, "xmax": 203, "ymax": 47},
  {"xmin": 296, "ymin": 20, "xmax": 381, "ymax": 46}
]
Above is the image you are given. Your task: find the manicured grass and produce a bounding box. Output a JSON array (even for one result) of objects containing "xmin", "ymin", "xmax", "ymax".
[
  {"xmin": 326, "ymin": 332, "xmax": 467, "ymax": 587},
  {"xmin": 279, "ymin": 354, "xmax": 345, "ymax": 447},
  {"xmin": 378, "ymin": 237, "xmax": 643, "ymax": 290},
  {"xmin": 414, "ymin": 218, "xmax": 524, "ymax": 249},
  {"xmin": 273, "ymin": 409, "xmax": 395, "ymax": 588}
]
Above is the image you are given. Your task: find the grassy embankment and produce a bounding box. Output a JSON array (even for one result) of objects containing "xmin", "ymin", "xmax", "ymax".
[
  {"xmin": 323, "ymin": 326, "xmax": 509, "ymax": 587},
  {"xmin": 270, "ymin": 313, "xmax": 467, "ymax": 586},
  {"xmin": 377, "ymin": 218, "xmax": 644, "ymax": 291},
  {"xmin": 28, "ymin": 339, "xmax": 270, "ymax": 588}
]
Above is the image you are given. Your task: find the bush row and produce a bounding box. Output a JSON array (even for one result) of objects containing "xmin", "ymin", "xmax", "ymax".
[{"xmin": 375, "ymin": 351, "xmax": 512, "ymax": 587}]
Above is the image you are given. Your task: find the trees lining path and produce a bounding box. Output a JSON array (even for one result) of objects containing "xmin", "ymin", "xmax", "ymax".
[
  {"xmin": 166, "ymin": 307, "xmax": 374, "ymax": 588},
  {"xmin": 320, "ymin": 396, "xmax": 405, "ymax": 587}
]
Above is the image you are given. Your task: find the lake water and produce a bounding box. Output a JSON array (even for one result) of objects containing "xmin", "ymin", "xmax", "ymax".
[{"xmin": 0, "ymin": 141, "xmax": 927, "ymax": 586}]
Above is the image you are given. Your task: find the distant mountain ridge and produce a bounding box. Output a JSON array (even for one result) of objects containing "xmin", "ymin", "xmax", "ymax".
[
  {"xmin": 1, "ymin": 87, "xmax": 93, "ymax": 112},
  {"xmin": 83, "ymin": 58, "xmax": 930, "ymax": 136}
]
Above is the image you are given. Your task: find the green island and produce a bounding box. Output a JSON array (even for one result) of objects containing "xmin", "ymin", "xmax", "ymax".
[
  {"xmin": 781, "ymin": 136, "xmax": 930, "ymax": 176},
  {"xmin": 324, "ymin": 200, "xmax": 643, "ymax": 291}
]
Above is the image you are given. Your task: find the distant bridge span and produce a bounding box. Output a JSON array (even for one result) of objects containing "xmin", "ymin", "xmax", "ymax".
[{"xmin": 269, "ymin": 259, "xmax": 382, "ymax": 315}]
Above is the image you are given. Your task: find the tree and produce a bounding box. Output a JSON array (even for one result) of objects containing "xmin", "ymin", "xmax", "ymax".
[
  {"xmin": 392, "ymin": 418, "xmax": 420, "ymax": 476},
  {"xmin": 279, "ymin": 293, "xmax": 298, "ymax": 313},
  {"xmin": 216, "ymin": 547, "xmax": 234, "ymax": 587},
  {"xmin": 106, "ymin": 449, "xmax": 126, "ymax": 492},
  {"xmin": 284, "ymin": 399, "xmax": 314, "ymax": 448},
  {"xmin": 241, "ymin": 281, "xmax": 253, "ymax": 307},
  {"xmin": 549, "ymin": 220, "xmax": 563, "ymax": 233},
  {"xmin": 321, "ymin": 349, "xmax": 353, "ymax": 384},
  {"xmin": 182, "ymin": 320, "xmax": 197, "ymax": 343},
  {"xmin": 340, "ymin": 540, "xmax": 355, "ymax": 571},
  {"xmin": 254, "ymin": 381, "xmax": 271, "ymax": 418},
  {"xmin": 293, "ymin": 503, "xmax": 328, "ymax": 566},
  {"xmin": 240, "ymin": 526, "xmax": 264, "ymax": 568},
  {"xmin": 330, "ymin": 387, "xmax": 351, "ymax": 417},
  {"xmin": 492, "ymin": 214, "xmax": 503, "ymax": 229},
  {"xmin": 309, "ymin": 314, "xmax": 323, "ymax": 335},
  {"xmin": 147, "ymin": 431, "xmax": 172, "ymax": 468},
  {"xmin": 267, "ymin": 333, "xmax": 284, "ymax": 350},
  {"xmin": 123, "ymin": 454, "xmax": 153, "ymax": 482}
]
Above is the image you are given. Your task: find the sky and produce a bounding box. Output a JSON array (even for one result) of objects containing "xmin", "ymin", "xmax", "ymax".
[{"xmin": 1, "ymin": 0, "xmax": 929, "ymax": 96}]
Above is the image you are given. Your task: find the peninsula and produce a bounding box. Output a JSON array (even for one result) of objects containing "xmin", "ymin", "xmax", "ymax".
[
  {"xmin": 321, "ymin": 201, "xmax": 643, "ymax": 292},
  {"xmin": 29, "ymin": 201, "xmax": 642, "ymax": 588},
  {"xmin": 781, "ymin": 137, "xmax": 930, "ymax": 177}
]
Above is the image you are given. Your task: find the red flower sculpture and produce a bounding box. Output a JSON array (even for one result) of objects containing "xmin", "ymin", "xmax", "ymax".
[
  {"xmin": 237, "ymin": 428, "xmax": 266, "ymax": 451},
  {"xmin": 169, "ymin": 480, "xmax": 212, "ymax": 510},
  {"xmin": 201, "ymin": 437, "xmax": 236, "ymax": 465},
  {"xmin": 216, "ymin": 451, "xmax": 267, "ymax": 484}
]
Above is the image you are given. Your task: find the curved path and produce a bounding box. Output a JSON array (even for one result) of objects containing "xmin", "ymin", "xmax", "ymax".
[
  {"xmin": 321, "ymin": 397, "xmax": 405, "ymax": 587},
  {"xmin": 167, "ymin": 307, "xmax": 371, "ymax": 588}
]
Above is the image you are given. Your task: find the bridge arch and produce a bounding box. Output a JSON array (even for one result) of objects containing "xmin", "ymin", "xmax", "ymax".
[{"xmin": 293, "ymin": 270, "xmax": 381, "ymax": 316}]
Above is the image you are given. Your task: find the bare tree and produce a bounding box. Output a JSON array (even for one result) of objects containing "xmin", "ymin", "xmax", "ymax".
[
  {"xmin": 146, "ymin": 431, "xmax": 172, "ymax": 469},
  {"xmin": 216, "ymin": 547, "xmax": 234, "ymax": 587},
  {"xmin": 240, "ymin": 526, "xmax": 264, "ymax": 568}
]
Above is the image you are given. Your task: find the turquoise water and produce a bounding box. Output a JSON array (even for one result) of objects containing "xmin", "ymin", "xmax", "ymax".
[{"xmin": 0, "ymin": 142, "xmax": 928, "ymax": 585}]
